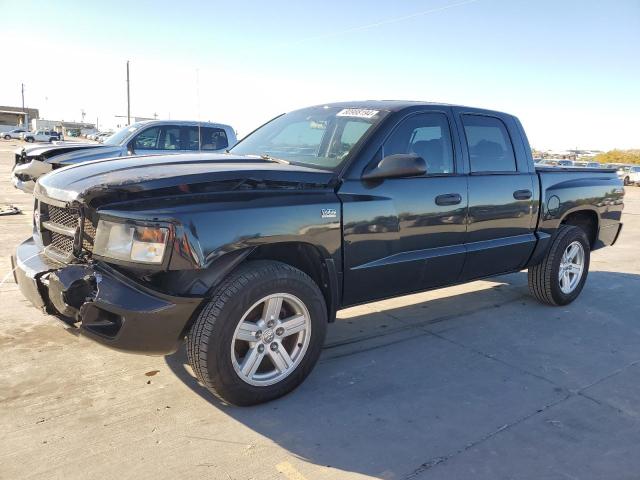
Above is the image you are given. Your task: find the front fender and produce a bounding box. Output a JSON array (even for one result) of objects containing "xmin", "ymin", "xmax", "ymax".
[{"xmin": 167, "ymin": 191, "xmax": 342, "ymax": 270}]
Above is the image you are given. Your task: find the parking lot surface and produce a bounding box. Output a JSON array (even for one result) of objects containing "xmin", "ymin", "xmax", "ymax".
[{"xmin": 1, "ymin": 139, "xmax": 639, "ymax": 480}]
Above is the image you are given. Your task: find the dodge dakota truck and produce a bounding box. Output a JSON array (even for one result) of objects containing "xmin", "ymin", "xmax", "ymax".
[
  {"xmin": 12, "ymin": 101, "xmax": 624, "ymax": 406},
  {"xmin": 11, "ymin": 119, "xmax": 237, "ymax": 193}
]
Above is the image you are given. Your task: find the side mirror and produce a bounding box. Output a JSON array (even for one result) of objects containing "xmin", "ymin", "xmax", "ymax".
[{"xmin": 362, "ymin": 153, "xmax": 427, "ymax": 181}]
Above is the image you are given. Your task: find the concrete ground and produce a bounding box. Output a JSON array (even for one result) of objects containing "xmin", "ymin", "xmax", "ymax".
[{"xmin": 1, "ymin": 139, "xmax": 639, "ymax": 480}]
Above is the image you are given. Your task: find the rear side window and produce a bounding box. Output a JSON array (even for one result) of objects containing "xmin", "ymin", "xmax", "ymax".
[
  {"xmin": 462, "ymin": 115, "xmax": 516, "ymax": 172},
  {"xmin": 383, "ymin": 113, "xmax": 454, "ymax": 174},
  {"xmin": 201, "ymin": 127, "xmax": 229, "ymax": 151}
]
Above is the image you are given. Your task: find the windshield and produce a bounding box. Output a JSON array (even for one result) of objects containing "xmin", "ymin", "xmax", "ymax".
[
  {"xmin": 230, "ymin": 106, "xmax": 387, "ymax": 170},
  {"xmin": 103, "ymin": 122, "xmax": 145, "ymax": 146}
]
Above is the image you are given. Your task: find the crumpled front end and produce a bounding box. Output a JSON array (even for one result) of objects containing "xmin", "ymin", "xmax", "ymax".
[
  {"xmin": 12, "ymin": 190, "xmax": 202, "ymax": 355},
  {"xmin": 12, "ymin": 159, "xmax": 52, "ymax": 193},
  {"xmin": 12, "ymin": 237, "xmax": 202, "ymax": 355}
]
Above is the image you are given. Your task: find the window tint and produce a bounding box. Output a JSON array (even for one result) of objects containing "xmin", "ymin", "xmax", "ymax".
[
  {"xmin": 133, "ymin": 127, "xmax": 161, "ymax": 150},
  {"xmin": 462, "ymin": 115, "xmax": 516, "ymax": 172},
  {"xmin": 383, "ymin": 113, "xmax": 454, "ymax": 174},
  {"xmin": 201, "ymin": 127, "xmax": 229, "ymax": 151}
]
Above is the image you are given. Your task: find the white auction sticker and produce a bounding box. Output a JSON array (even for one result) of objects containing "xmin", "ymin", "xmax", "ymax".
[{"xmin": 336, "ymin": 108, "xmax": 379, "ymax": 119}]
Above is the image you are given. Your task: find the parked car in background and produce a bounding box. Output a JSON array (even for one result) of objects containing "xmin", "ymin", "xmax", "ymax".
[
  {"xmin": 11, "ymin": 101, "xmax": 624, "ymax": 405},
  {"xmin": 21, "ymin": 130, "xmax": 62, "ymax": 143},
  {"xmin": 93, "ymin": 132, "xmax": 110, "ymax": 142},
  {"xmin": 2, "ymin": 128, "xmax": 28, "ymax": 140},
  {"xmin": 556, "ymin": 159, "xmax": 574, "ymax": 167},
  {"xmin": 617, "ymin": 165, "xmax": 640, "ymax": 186},
  {"xmin": 12, "ymin": 120, "xmax": 237, "ymax": 192}
]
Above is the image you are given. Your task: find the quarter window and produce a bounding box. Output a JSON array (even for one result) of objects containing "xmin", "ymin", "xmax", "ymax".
[
  {"xmin": 462, "ymin": 115, "xmax": 516, "ymax": 172},
  {"xmin": 383, "ymin": 113, "xmax": 454, "ymax": 174},
  {"xmin": 201, "ymin": 127, "xmax": 229, "ymax": 151}
]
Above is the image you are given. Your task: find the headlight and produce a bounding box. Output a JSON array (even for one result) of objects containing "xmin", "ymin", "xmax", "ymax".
[{"xmin": 93, "ymin": 219, "xmax": 169, "ymax": 264}]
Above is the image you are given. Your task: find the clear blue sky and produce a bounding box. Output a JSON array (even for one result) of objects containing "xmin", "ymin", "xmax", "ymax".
[{"xmin": 1, "ymin": 0, "xmax": 638, "ymax": 150}]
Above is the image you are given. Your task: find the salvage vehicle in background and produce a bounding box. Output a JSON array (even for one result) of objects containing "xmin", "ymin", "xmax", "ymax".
[
  {"xmin": 617, "ymin": 165, "xmax": 640, "ymax": 186},
  {"xmin": 2, "ymin": 128, "xmax": 28, "ymax": 140},
  {"xmin": 21, "ymin": 129, "xmax": 62, "ymax": 143},
  {"xmin": 12, "ymin": 101, "xmax": 624, "ymax": 406},
  {"xmin": 12, "ymin": 120, "xmax": 237, "ymax": 192}
]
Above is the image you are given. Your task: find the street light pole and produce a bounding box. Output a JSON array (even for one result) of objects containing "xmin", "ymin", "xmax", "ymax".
[{"xmin": 126, "ymin": 61, "xmax": 131, "ymax": 126}]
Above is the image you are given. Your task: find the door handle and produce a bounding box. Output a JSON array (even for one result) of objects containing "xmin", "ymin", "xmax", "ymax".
[
  {"xmin": 435, "ymin": 193, "xmax": 462, "ymax": 206},
  {"xmin": 513, "ymin": 189, "xmax": 532, "ymax": 200}
]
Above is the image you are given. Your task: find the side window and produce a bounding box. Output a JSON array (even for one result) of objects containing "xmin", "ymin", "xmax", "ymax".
[
  {"xmin": 133, "ymin": 127, "xmax": 161, "ymax": 150},
  {"xmin": 162, "ymin": 126, "xmax": 182, "ymax": 150},
  {"xmin": 184, "ymin": 127, "xmax": 199, "ymax": 150},
  {"xmin": 462, "ymin": 115, "xmax": 516, "ymax": 172},
  {"xmin": 383, "ymin": 113, "xmax": 454, "ymax": 174},
  {"xmin": 201, "ymin": 127, "xmax": 229, "ymax": 151}
]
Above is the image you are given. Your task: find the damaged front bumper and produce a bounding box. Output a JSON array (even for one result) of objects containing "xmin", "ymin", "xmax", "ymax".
[
  {"xmin": 11, "ymin": 237, "xmax": 203, "ymax": 355},
  {"xmin": 11, "ymin": 159, "xmax": 52, "ymax": 193}
]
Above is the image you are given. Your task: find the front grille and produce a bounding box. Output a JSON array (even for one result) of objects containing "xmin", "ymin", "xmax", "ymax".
[
  {"xmin": 50, "ymin": 231, "xmax": 75, "ymax": 253},
  {"xmin": 37, "ymin": 200, "xmax": 96, "ymax": 258},
  {"xmin": 82, "ymin": 221, "xmax": 97, "ymax": 251},
  {"xmin": 47, "ymin": 205, "xmax": 79, "ymax": 229}
]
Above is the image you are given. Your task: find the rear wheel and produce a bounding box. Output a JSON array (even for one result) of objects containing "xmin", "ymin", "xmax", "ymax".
[
  {"xmin": 528, "ymin": 225, "xmax": 590, "ymax": 306},
  {"xmin": 187, "ymin": 260, "xmax": 327, "ymax": 406}
]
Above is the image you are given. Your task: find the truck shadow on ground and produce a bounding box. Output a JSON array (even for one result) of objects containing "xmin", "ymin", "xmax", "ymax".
[{"xmin": 164, "ymin": 270, "xmax": 640, "ymax": 479}]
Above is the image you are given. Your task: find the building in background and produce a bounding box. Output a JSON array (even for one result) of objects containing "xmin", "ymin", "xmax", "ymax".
[
  {"xmin": 31, "ymin": 119, "xmax": 96, "ymax": 136},
  {"xmin": 0, "ymin": 105, "xmax": 40, "ymax": 132}
]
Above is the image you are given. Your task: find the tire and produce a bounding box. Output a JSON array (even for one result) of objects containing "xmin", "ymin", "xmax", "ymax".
[
  {"xmin": 3, "ymin": 135, "xmax": 10, "ymax": 140},
  {"xmin": 26, "ymin": 137, "xmax": 34, "ymax": 143},
  {"xmin": 187, "ymin": 260, "xmax": 327, "ymax": 406},
  {"xmin": 624, "ymin": 176, "xmax": 630, "ymax": 186},
  {"xmin": 528, "ymin": 225, "xmax": 590, "ymax": 306}
]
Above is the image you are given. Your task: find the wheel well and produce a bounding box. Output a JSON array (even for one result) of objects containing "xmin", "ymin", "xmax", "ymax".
[
  {"xmin": 561, "ymin": 210, "xmax": 598, "ymax": 247},
  {"xmin": 247, "ymin": 242, "xmax": 335, "ymax": 321}
]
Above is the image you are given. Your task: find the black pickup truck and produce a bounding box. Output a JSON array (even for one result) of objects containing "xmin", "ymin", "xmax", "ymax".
[{"xmin": 12, "ymin": 101, "xmax": 624, "ymax": 405}]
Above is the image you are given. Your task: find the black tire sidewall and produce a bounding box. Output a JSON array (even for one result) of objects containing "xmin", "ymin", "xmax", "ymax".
[
  {"xmin": 549, "ymin": 228, "xmax": 590, "ymax": 305},
  {"xmin": 201, "ymin": 264, "xmax": 327, "ymax": 405}
]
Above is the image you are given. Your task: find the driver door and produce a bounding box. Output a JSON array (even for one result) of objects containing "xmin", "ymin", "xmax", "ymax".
[{"xmin": 340, "ymin": 111, "xmax": 469, "ymax": 306}]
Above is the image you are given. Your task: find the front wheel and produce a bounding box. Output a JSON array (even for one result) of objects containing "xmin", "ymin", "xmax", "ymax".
[
  {"xmin": 26, "ymin": 137, "xmax": 34, "ymax": 143},
  {"xmin": 3, "ymin": 135, "xmax": 10, "ymax": 140},
  {"xmin": 624, "ymin": 176, "xmax": 630, "ymax": 186},
  {"xmin": 187, "ymin": 260, "xmax": 327, "ymax": 406},
  {"xmin": 528, "ymin": 225, "xmax": 590, "ymax": 306}
]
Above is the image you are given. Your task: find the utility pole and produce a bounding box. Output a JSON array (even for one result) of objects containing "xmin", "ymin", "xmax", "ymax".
[
  {"xmin": 21, "ymin": 83, "xmax": 28, "ymax": 128},
  {"xmin": 126, "ymin": 60, "xmax": 131, "ymax": 126}
]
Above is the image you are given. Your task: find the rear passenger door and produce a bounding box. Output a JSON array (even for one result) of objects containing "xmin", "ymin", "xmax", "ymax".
[{"xmin": 454, "ymin": 111, "xmax": 537, "ymax": 280}]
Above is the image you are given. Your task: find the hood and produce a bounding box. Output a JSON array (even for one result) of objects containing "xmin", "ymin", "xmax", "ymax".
[
  {"xmin": 20, "ymin": 143, "xmax": 105, "ymax": 160},
  {"xmin": 46, "ymin": 145, "xmax": 126, "ymax": 165},
  {"xmin": 35, "ymin": 152, "xmax": 334, "ymax": 207}
]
